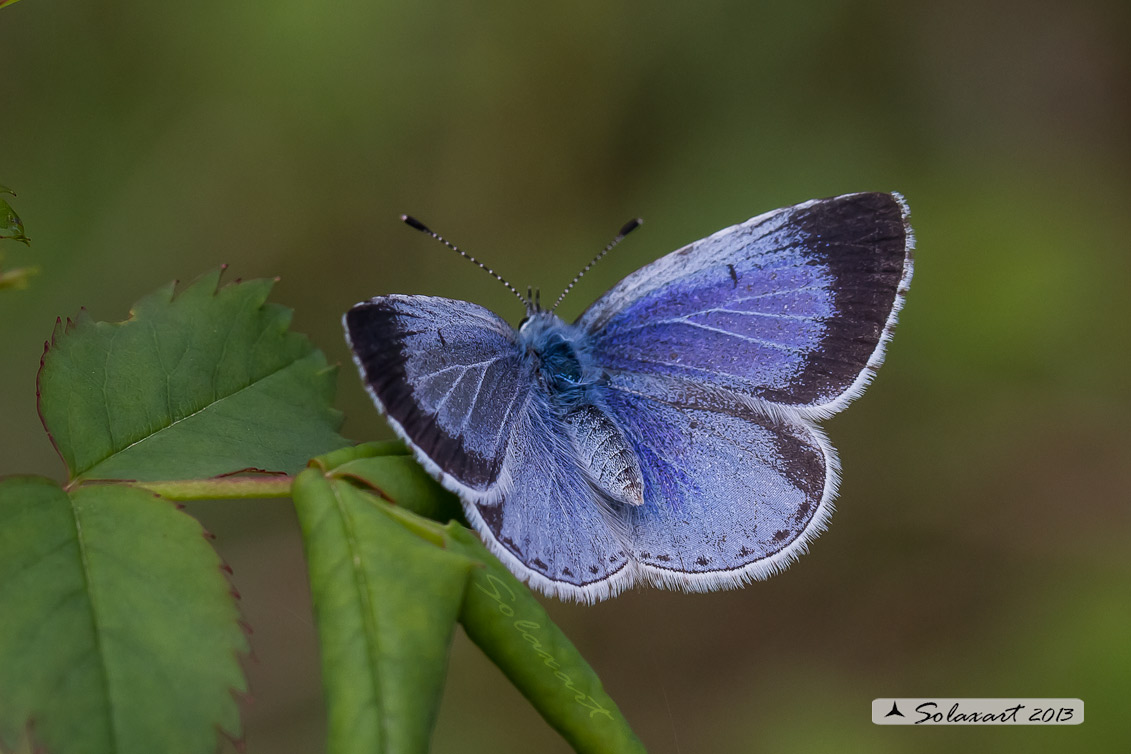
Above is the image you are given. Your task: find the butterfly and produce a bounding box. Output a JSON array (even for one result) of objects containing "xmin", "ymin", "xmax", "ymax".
[{"xmin": 344, "ymin": 192, "xmax": 914, "ymax": 603}]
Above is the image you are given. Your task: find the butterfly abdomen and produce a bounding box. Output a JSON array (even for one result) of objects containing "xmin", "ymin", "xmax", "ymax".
[{"xmin": 564, "ymin": 404, "xmax": 645, "ymax": 507}]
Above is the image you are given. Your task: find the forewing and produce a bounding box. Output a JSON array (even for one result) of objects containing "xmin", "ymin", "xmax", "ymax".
[
  {"xmin": 464, "ymin": 393, "xmax": 634, "ymax": 603},
  {"xmin": 344, "ymin": 295, "xmax": 530, "ymax": 495},
  {"xmin": 603, "ymin": 385, "xmax": 836, "ymax": 589},
  {"xmin": 579, "ymin": 192, "xmax": 914, "ymax": 415}
]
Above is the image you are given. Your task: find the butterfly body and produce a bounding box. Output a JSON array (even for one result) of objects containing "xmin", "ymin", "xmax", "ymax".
[
  {"xmin": 346, "ymin": 192, "xmax": 914, "ymax": 602},
  {"xmin": 519, "ymin": 312, "xmax": 593, "ymax": 403}
]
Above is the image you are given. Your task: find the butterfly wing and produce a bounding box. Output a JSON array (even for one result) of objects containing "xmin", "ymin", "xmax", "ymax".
[
  {"xmin": 576, "ymin": 193, "xmax": 913, "ymax": 591},
  {"xmin": 468, "ymin": 392, "xmax": 634, "ymax": 602},
  {"xmin": 344, "ymin": 295, "xmax": 532, "ymax": 497},
  {"xmin": 601, "ymin": 386, "xmax": 835, "ymax": 590},
  {"xmin": 578, "ymin": 192, "xmax": 914, "ymax": 417},
  {"xmin": 345, "ymin": 294, "xmax": 631, "ymax": 601}
]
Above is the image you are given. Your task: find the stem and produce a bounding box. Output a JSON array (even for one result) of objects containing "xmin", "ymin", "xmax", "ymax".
[{"xmin": 132, "ymin": 475, "xmax": 295, "ymax": 500}]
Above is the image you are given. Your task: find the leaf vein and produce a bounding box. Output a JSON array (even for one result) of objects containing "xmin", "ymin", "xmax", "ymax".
[{"xmin": 78, "ymin": 351, "xmax": 313, "ymax": 477}]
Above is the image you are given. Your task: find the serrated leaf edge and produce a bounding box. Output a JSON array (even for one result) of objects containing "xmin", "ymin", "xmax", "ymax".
[
  {"xmin": 36, "ymin": 267, "xmax": 338, "ymax": 482},
  {"xmin": 0, "ymin": 479, "xmax": 251, "ymax": 752}
]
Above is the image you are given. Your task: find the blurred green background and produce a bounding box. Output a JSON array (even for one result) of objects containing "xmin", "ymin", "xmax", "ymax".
[{"xmin": 2, "ymin": 1, "xmax": 1128, "ymax": 752}]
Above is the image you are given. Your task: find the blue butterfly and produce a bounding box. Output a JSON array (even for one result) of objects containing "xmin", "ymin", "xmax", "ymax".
[{"xmin": 344, "ymin": 193, "xmax": 914, "ymax": 602}]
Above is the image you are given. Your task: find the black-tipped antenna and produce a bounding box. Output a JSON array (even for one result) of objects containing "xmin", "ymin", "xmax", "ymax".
[
  {"xmin": 551, "ymin": 218, "xmax": 642, "ymax": 311},
  {"xmin": 401, "ymin": 215, "xmax": 528, "ymax": 310}
]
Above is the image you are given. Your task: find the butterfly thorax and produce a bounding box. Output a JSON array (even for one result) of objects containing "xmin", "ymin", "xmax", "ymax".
[
  {"xmin": 517, "ymin": 312, "xmax": 595, "ymax": 403},
  {"xmin": 518, "ymin": 311, "xmax": 644, "ymax": 507}
]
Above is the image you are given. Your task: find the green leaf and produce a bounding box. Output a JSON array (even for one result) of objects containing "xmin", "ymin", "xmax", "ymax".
[
  {"xmin": 0, "ymin": 186, "xmax": 29, "ymax": 245},
  {"xmin": 318, "ymin": 442, "xmax": 465, "ymax": 524},
  {"xmin": 0, "ymin": 476, "xmax": 248, "ymax": 754},
  {"xmin": 0, "ymin": 1, "xmax": 25, "ymax": 9},
  {"xmin": 446, "ymin": 525, "xmax": 647, "ymax": 754},
  {"xmin": 0, "ymin": 183, "xmax": 33, "ymax": 286},
  {"xmin": 36, "ymin": 268, "xmax": 347, "ymax": 482},
  {"xmin": 315, "ymin": 440, "xmax": 408, "ymax": 470},
  {"xmin": 292, "ymin": 469, "xmax": 475, "ymax": 754},
  {"xmin": 308, "ymin": 444, "xmax": 646, "ymax": 752},
  {"xmin": 334, "ymin": 454, "xmax": 466, "ymax": 524}
]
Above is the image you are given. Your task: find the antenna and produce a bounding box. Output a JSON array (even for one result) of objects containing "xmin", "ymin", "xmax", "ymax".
[
  {"xmin": 401, "ymin": 215, "xmax": 528, "ymax": 311},
  {"xmin": 551, "ymin": 218, "xmax": 642, "ymax": 312}
]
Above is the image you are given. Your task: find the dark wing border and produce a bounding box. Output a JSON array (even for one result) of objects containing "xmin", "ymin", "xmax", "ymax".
[
  {"xmin": 344, "ymin": 295, "xmax": 530, "ymax": 498},
  {"xmin": 579, "ymin": 192, "xmax": 914, "ymax": 418}
]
